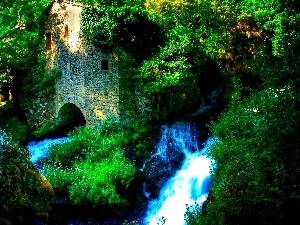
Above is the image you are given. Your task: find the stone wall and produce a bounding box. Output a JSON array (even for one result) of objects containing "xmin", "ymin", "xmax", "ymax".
[{"xmin": 47, "ymin": 0, "xmax": 119, "ymax": 126}]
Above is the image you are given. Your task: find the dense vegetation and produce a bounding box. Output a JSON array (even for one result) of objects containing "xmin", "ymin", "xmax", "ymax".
[
  {"xmin": 1, "ymin": 0, "xmax": 300, "ymax": 224},
  {"xmin": 43, "ymin": 121, "xmax": 149, "ymax": 214},
  {"xmin": 186, "ymin": 85, "xmax": 300, "ymax": 225},
  {"xmin": 0, "ymin": 0, "xmax": 62, "ymax": 144}
]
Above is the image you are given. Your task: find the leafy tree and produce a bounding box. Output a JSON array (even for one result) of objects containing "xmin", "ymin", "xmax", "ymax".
[
  {"xmin": 81, "ymin": 3, "xmax": 166, "ymax": 62},
  {"xmin": 184, "ymin": 1, "xmax": 300, "ymax": 224},
  {"xmin": 0, "ymin": 0, "xmax": 52, "ymax": 133},
  {"xmin": 0, "ymin": 0, "xmax": 49, "ymax": 71}
]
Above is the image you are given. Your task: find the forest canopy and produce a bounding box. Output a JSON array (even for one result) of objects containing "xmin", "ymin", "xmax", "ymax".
[{"xmin": 0, "ymin": 0, "xmax": 49, "ymax": 71}]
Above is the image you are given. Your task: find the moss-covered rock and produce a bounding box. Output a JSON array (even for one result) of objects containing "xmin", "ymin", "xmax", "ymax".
[{"xmin": 0, "ymin": 129, "xmax": 55, "ymax": 224}]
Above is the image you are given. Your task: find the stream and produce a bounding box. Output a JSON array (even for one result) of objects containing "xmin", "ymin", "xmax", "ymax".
[
  {"xmin": 26, "ymin": 122, "xmax": 215, "ymax": 225},
  {"xmin": 27, "ymin": 137, "xmax": 70, "ymax": 171}
]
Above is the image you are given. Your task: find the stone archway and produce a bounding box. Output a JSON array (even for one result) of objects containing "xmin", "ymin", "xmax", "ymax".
[{"xmin": 56, "ymin": 103, "xmax": 86, "ymax": 133}]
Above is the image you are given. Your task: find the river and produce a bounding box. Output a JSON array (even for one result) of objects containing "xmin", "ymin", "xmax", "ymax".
[{"xmin": 26, "ymin": 122, "xmax": 215, "ymax": 225}]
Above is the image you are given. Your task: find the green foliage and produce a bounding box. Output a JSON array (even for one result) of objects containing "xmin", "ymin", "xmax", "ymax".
[
  {"xmin": 0, "ymin": 116, "xmax": 29, "ymax": 145},
  {"xmin": 22, "ymin": 54, "xmax": 61, "ymax": 99},
  {"xmin": 81, "ymin": 3, "xmax": 166, "ymax": 62},
  {"xmin": 43, "ymin": 122, "xmax": 147, "ymax": 210},
  {"xmin": 0, "ymin": 106, "xmax": 29, "ymax": 145},
  {"xmin": 186, "ymin": 83, "xmax": 300, "ymax": 225},
  {"xmin": 20, "ymin": 56, "xmax": 62, "ymax": 134},
  {"xmin": 135, "ymin": 24, "xmax": 224, "ymax": 120},
  {"xmin": 81, "ymin": 0, "xmax": 226, "ymax": 122},
  {"xmin": 31, "ymin": 69, "xmax": 61, "ymax": 96},
  {"xmin": 68, "ymin": 153, "xmax": 135, "ymax": 205},
  {"xmin": 32, "ymin": 118, "xmax": 61, "ymax": 139},
  {"xmin": 0, "ymin": 0, "xmax": 49, "ymax": 70},
  {"xmin": 81, "ymin": 7, "xmax": 116, "ymax": 53},
  {"xmin": 138, "ymin": 26, "xmax": 195, "ymax": 91},
  {"xmin": 43, "ymin": 119, "xmax": 156, "ymax": 217},
  {"xmin": 143, "ymin": 0, "xmax": 300, "ymax": 102},
  {"xmin": 0, "ymin": 0, "xmax": 58, "ymax": 135}
]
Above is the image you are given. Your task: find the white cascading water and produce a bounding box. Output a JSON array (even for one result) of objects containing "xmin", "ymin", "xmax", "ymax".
[
  {"xmin": 27, "ymin": 137, "xmax": 69, "ymax": 171},
  {"xmin": 145, "ymin": 122, "xmax": 216, "ymax": 225}
]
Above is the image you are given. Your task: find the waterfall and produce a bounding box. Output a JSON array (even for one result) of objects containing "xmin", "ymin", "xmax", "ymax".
[
  {"xmin": 189, "ymin": 88, "xmax": 222, "ymax": 117},
  {"xmin": 144, "ymin": 122, "xmax": 216, "ymax": 225},
  {"xmin": 26, "ymin": 137, "xmax": 69, "ymax": 171}
]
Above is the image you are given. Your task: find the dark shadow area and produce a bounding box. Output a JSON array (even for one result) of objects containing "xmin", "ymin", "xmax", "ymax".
[
  {"xmin": 55, "ymin": 103, "xmax": 86, "ymax": 136},
  {"xmin": 81, "ymin": 7, "xmax": 167, "ymax": 64},
  {"xmin": 115, "ymin": 9, "xmax": 167, "ymax": 63},
  {"xmin": 31, "ymin": 103, "xmax": 86, "ymax": 140}
]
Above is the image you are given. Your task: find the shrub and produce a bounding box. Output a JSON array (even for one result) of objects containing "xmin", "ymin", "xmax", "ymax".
[
  {"xmin": 0, "ymin": 106, "xmax": 29, "ymax": 145},
  {"xmin": 186, "ymin": 84, "xmax": 300, "ymax": 225},
  {"xmin": 44, "ymin": 122, "xmax": 140, "ymax": 212},
  {"xmin": 32, "ymin": 118, "xmax": 60, "ymax": 139}
]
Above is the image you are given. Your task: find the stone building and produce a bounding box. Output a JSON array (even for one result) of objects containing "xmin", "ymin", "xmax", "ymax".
[{"xmin": 46, "ymin": 0, "xmax": 120, "ymax": 126}]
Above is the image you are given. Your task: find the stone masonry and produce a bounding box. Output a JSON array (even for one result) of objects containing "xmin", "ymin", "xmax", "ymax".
[{"xmin": 46, "ymin": 0, "xmax": 119, "ymax": 126}]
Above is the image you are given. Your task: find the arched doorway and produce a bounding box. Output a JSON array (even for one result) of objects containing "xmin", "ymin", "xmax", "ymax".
[{"xmin": 56, "ymin": 103, "xmax": 86, "ymax": 135}]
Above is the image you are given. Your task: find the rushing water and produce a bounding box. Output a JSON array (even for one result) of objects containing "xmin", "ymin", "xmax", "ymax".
[
  {"xmin": 27, "ymin": 137, "xmax": 69, "ymax": 171},
  {"xmin": 25, "ymin": 122, "xmax": 216, "ymax": 225},
  {"xmin": 144, "ymin": 122, "xmax": 216, "ymax": 225}
]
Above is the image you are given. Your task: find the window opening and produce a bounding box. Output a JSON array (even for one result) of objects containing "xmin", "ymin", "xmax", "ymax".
[
  {"xmin": 64, "ymin": 25, "xmax": 70, "ymax": 38},
  {"xmin": 101, "ymin": 59, "xmax": 109, "ymax": 70},
  {"xmin": 46, "ymin": 32, "xmax": 52, "ymax": 50}
]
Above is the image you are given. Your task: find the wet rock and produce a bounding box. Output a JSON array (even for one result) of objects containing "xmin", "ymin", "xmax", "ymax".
[{"xmin": 142, "ymin": 125, "xmax": 187, "ymax": 198}]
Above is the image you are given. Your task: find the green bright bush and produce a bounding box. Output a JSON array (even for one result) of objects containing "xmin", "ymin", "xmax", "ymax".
[
  {"xmin": 68, "ymin": 153, "xmax": 135, "ymax": 205},
  {"xmin": 43, "ymin": 121, "xmax": 152, "ymax": 211},
  {"xmin": 47, "ymin": 139, "xmax": 84, "ymax": 167}
]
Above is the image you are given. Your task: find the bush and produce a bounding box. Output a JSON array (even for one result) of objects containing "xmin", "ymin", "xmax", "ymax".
[
  {"xmin": 186, "ymin": 84, "xmax": 300, "ymax": 225},
  {"xmin": 44, "ymin": 122, "xmax": 140, "ymax": 213},
  {"xmin": 32, "ymin": 118, "xmax": 60, "ymax": 139},
  {"xmin": 0, "ymin": 106, "xmax": 29, "ymax": 145}
]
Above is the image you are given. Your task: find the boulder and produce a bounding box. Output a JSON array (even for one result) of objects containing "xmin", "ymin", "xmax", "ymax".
[
  {"xmin": 0, "ymin": 129, "xmax": 55, "ymax": 224},
  {"xmin": 142, "ymin": 134, "xmax": 185, "ymax": 198}
]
